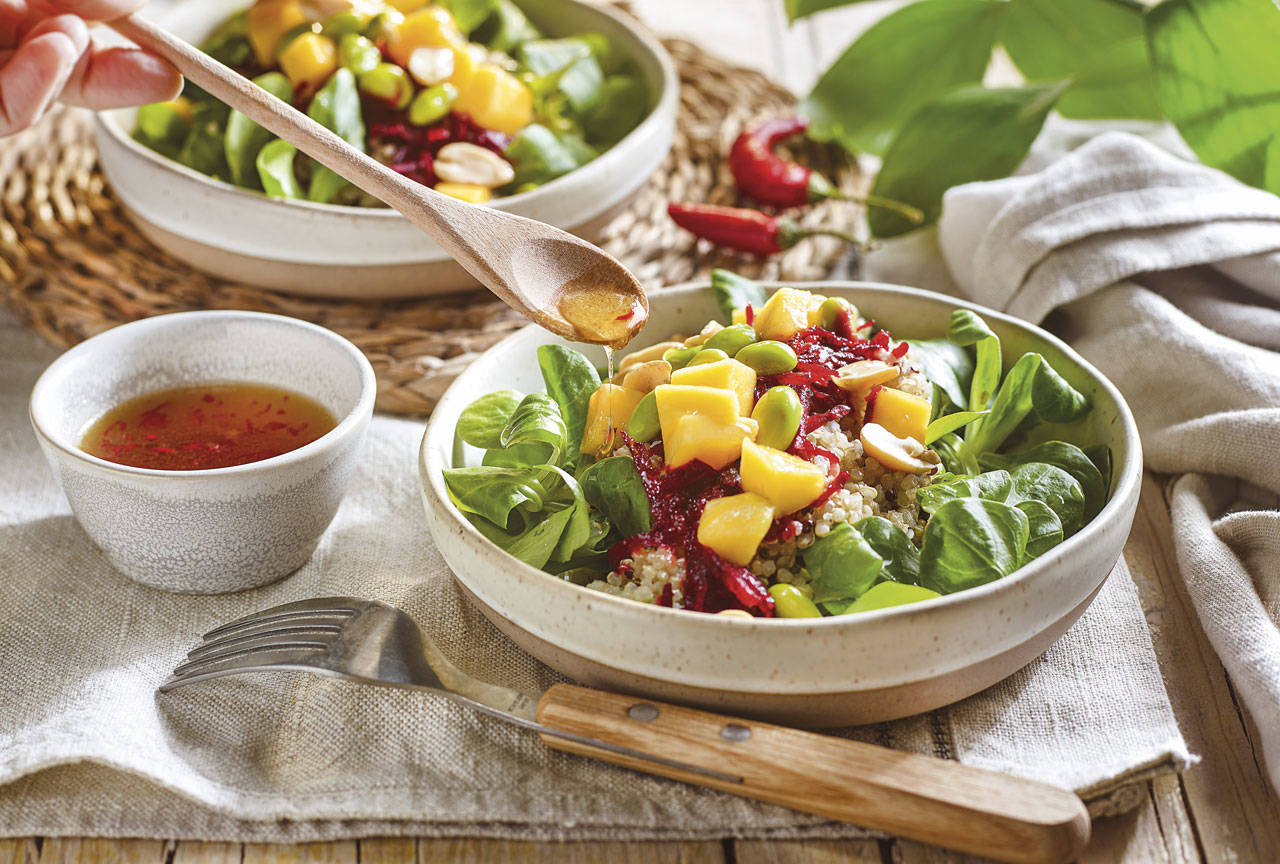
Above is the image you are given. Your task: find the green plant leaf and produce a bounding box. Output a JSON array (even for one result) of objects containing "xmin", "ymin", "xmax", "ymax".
[
  {"xmin": 946, "ymin": 309, "xmax": 1002, "ymax": 424},
  {"xmin": 475, "ymin": 0, "xmax": 543, "ymax": 53},
  {"xmin": 1007, "ymin": 461, "xmax": 1085, "ymax": 536},
  {"xmin": 785, "ymin": 0, "xmax": 877, "ymax": 22},
  {"xmin": 925, "ymin": 410, "xmax": 989, "ymax": 445},
  {"xmin": 441, "ymin": 0, "xmax": 497, "ymax": 34},
  {"xmin": 537, "ymin": 344, "xmax": 600, "ymax": 461},
  {"xmin": 982, "ymin": 440, "xmax": 1108, "ymax": 521},
  {"xmin": 506, "ymin": 124, "xmax": 598, "ymax": 186},
  {"xmin": 801, "ymin": 0, "xmax": 1006, "ymax": 157},
  {"xmin": 1147, "ymin": 0, "xmax": 1280, "ymax": 193},
  {"xmin": 444, "ymin": 464, "xmax": 588, "ymax": 567},
  {"xmin": 225, "ymin": 72, "xmax": 294, "ymax": 188},
  {"xmin": 965, "ymin": 352, "xmax": 1090, "ymax": 454},
  {"xmin": 1000, "ymin": 0, "xmax": 1160, "ymax": 119},
  {"xmin": 1016, "ymin": 499, "xmax": 1063, "ymax": 560},
  {"xmin": 909, "ymin": 337, "xmax": 974, "ymax": 410},
  {"xmin": 519, "ymin": 37, "xmax": 604, "ymax": 114},
  {"xmin": 498, "ymin": 393, "xmax": 567, "ymax": 466},
  {"xmin": 803, "ymin": 522, "xmax": 883, "ymax": 610},
  {"xmin": 843, "ymin": 582, "xmax": 941, "ymax": 613},
  {"xmin": 710, "ymin": 269, "xmax": 767, "ymax": 323},
  {"xmin": 852, "ymin": 516, "xmax": 920, "ymax": 584},
  {"xmin": 916, "ymin": 469, "xmax": 1014, "ymax": 514},
  {"xmin": 578, "ymin": 455, "xmax": 651, "ymax": 537},
  {"xmin": 306, "ymin": 69, "xmax": 365, "ymax": 204},
  {"xmin": 919, "ymin": 498, "xmax": 1030, "ymax": 593},
  {"xmin": 256, "ymin": 139, "xmax": 302, "ymax": 198},
  {"xmin": 457, "ymin": 390, "xmax": 524, "ymax": 450},
  {"xmin": 582, "ymin": 74, "xmax": 648, "ymax": 147},
  {"xmin": 869, "ymin": 81, "xmax": 1067, "ymax": 237}
]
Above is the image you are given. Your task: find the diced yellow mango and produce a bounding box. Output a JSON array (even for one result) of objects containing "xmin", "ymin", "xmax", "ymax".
[
  {"xmin": 385, "ymin": 0, "xmax": 427, "ymax": 13},
  {"xmin": 278, "ymin": 32, "xmax": 338, "ymax": 92},
  {"xmin": 753, "ymin": 287, "xmax": 813, "ymax": 341},
  {"xmin": 805, "ymin": 293, "xmax": 829, "ymax": 326},
  {"xmin": 387, "ymin": 6, "xmax": 464, "ymax": 66},
  {"xmin": 654, "ymin": 384, "xmax": 738, "ymax": 428},
  {"xmin": 698, "ymin": 492, "xmax": 776, "ymax": 565},
  {"xmin": 434, "ymin": 181, "xmax": 491, "ymax": 203},
  {"xmin": 740, "ymin": 438, "xmax": 828, "ymax": 515},
  {"xmin": 454, "ymin": 63, "xmax": 534, "ymax": 136},
  {"xmin": 731, "ymin": 308, "xmax": 747, "ymax": 325},
  {"xmin": 247, "ymin": 0, "xmax": 309, "ymax": 66},
  {"xmin": 670, "ymin": 358, "xmax": 757, "ymax": 416},
  {"xmin": 866, "ymin": 387, "xmax": 931, "ymax": 443},
  {"xmin": 666, "ymin": 414, "xmax": 758, "ymax": 470},
  {"xmin": 580, "ymin": 384, "xmax": 644, "ymax": 456}
]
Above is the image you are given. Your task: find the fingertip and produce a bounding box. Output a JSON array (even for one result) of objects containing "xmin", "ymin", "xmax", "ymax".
[
  {"xmin": 21, "ymin": 13, "xmax": 90, "ymax": 54},
  {"xmin": 60, "ymin": 45, "xmax": 183, "ymax": 109},
  {"xmin": 0, "ymin": 29, "xmax": 81, "ymax": 134}
]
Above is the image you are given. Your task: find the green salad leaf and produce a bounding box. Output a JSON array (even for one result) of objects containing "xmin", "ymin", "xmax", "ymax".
[
  {"xmin": 803, "ymin": 522, "xmax": 883, "ymax": 613},
  {"xmin": 456, "ymin": 390, "xmax": 523, "ymax": 450},
  {"xmin": 520, "ymin": 37, "xmax": 604, "ymax": 114},
  {"xmin": 916, "ymin": 469, "xmax": 1014, "ymax": 514},
  {"xmin": 496, "ymin": 393, "xmax": 568, "ymax": 466},
  {"xmin": 844, "ymin": 582, "xmax": 941, "ymax": 613},
  {"xmin": 506, "ymin": 124, "xmax": 598, "ymax": 186},
  {"xmin": 965, "ymin": 352, "xmax": 1090, "ymax": 454},
  {"xmin": 225, "ymin": 72, "xmax": 293, "ymax": 189},
  {"xmin": 537, "ymin": 344, "xmax": 600, "ymax": 466},
  {"xmin": 256, "ymin": 139, "xmax": 303, "ymax": 199},
  {"xmin": 476, "ymin": 0, "xmax": 543, "ymax": 53},
  {"xmin": 946, "ymin": 309, "xmax": 1002, "ymax": 418},
  {"xmin": 578, "ymin": 456, "xmax": 651, "ymax": 537},
  {"xmin": 133, "ymin": 102, "xmax": 189, "ymax": 160},
  {"xmin": 177, "ymin": 101, "xmax": 231, "ymax": 181},
  {"xmin": 1008, "ymin": 461, "xmax": 1085, "ymax": 536},
  {"xmin": 924, "ymin": 410, "xmax": 988, "ymax": 445},
  {"xmin": 919, "ymin": 498, "xmax": 1030, "ymax": 593},
  {"xmin": 852, "ymin": 516, "xmax": 920, "ymax": 585},
  {"xmin": 908, "ymin": 337, "xmax": 973, "ymax": 411},
  {"xmin": 710, "ymin": 269, "xmax": 767, "ymax": 324},
  {"xmin": 983, "ymin": 440, "xmax": 1108, "ymax": 521},
  {"xmin": 444, "ymin": 464, "xmax": 588, "ymax": 568},
  {"xmin": 582, "ymin": 74, "xmax": 648, "ymax": 148},
  {"xmin": 1016, "ymin": 499, "xmax": 1063, "ymax": 561},
  {"xmin": 801, "ymin": 0, "xmax": 1005, "ymax": 157},
  {"xmin": 306, "ymin": 69, "xmax": 365, "ymax": 204},
  {"xmin": 441, "ymin": 0, "xmax": 498, "ymax": 34},
  {"xmin": 200, "ymin": 9, "xmax": 252, "ymax": 67}
]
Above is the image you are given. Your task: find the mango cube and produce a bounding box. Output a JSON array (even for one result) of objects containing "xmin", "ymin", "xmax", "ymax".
[
  {"xmin": 580, "ymin": 383, "xmax": 643, "ymax": 456},
  {"xmin": 804, "ymin": 293, "xmax": 829, "ymax": 326},
  {"xmin": 740, "ymin": 439, "xmax": 828, "ymax": 515},
  {"xmin": 753, "ymin": 287, "xmax": 813, "ymax": 342},
  {"xmin": 247, "ymin": 0, "xmax": 308, "ymax": 66},
  {"xmin": 731, "ymin": 308, "xmax": 747, "ymax": 325},
  {"xmin": 698, "ymin": 492, "xmax": 776, "ymax": 566},
  {"xmin": 866, "ymin": 387, "xmax": 931, "ymax": 443},
  {"xmin": 666, "ymin": 414, "xmax": 758, "ymax": 470},
  {"xmin": 670, "ymin": 358, "xmax": 757, "ymax": 416},
  {"xmin": 654, "ymin": 384, "xmax": 739, "ymax": 429},
  {"xmin": 455, "ymin": 64, "xmax": 534, "ymax": 136},
  {"xmin": 434, "ymin": 182, "xmax": 491, "ymax": 203},
  {"xmin": 278, "ymin": 32, "xmax": 338, "ymax": 92},
  {"xmin": 388, "ymin": 6, "xmax": 464, "ymax": 66}
]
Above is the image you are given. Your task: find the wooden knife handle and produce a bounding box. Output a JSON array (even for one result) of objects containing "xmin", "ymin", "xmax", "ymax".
[{"xmin": 537, "ymin": 683, "xmax": 1089, "ymax": 864}]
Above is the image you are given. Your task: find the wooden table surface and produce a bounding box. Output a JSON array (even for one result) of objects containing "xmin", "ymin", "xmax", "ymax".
[{"xmin": 4, "ymin": 1, "xmax": 1277, "ymax": 861}]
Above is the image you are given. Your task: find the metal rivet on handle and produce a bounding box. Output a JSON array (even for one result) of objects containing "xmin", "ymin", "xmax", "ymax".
[
  {"xmin": 721, "ymin": 723, "xmax": 751, "ymax": 742},
  {"xmin": 628, "ymin": 703, "xmax": 659, "ymax": 722}
]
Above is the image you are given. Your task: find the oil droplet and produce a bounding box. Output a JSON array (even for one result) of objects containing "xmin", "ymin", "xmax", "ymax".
[
  {"xmin": 556, "ymin": 271, "xmax": 646, "ymax": 349},
  {"xmin": 604, "ymin": 346, "xmax": 616, "ymax": 447}
]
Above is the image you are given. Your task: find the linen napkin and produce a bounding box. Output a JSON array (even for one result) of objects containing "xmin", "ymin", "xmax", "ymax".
[
  {"xmin": 0, "ymin": 301, "xmax": 1188, "ymax": 841},
  {"xmin": 930, "ymin": 130, "xmax": 1280, "ymax": 792}
]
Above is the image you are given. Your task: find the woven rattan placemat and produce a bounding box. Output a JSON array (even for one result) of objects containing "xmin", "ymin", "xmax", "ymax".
[{"xmin": 0, "ymin": 37, "xmax": 862, "ymax": 415}]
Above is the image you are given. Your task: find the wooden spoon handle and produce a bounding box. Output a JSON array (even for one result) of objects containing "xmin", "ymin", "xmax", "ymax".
[{"xmin": 537, "ymin": 683, "xmax": 1089, "ymax": 864}]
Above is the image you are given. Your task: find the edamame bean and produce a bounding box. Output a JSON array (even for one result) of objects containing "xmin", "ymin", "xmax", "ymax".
[
  {"xmin": 359, "ymin": 63, "xmax": 413, "ymax": 109},
  {"xmin": 687, "ymin": 348, "xmax": 729, "ymax": 366},
  {"xmin": 768, "ymin": 583, "xmax": 821, "ymax": 618},
  {"xmin": 363, "ymin": 10, "xmax": 401, "ymax": 42},
  {"xmin": 627, "ymin": 391, "xmax": 660, "ymax": 442},
  {"xmin": 817, "ymin": 297, "xmax": 854, "ymax": 330},
  {"xmin": 703, "ymin": 323, "xmax": 757, "ymax": 356},
  {"xmin": 751, "ymin": 386, "xmax": 803, "ymax": 450},
  {"xmin": 662, "ymin": 345, "xmax": 699, "ymax": 370},
  {"xmin": 322, "ymin": 10, "xmax": 367, "ymax": 37},
  {"xmin": 735, "ymin": 340, "xmax": 798, "ymax": 375},
  {"xmin": 408, "ymin": 82, "xmax": 458, "ymax": 126},
  {"xmin": 338, "ymin": 33, "xmax": 380, "ymax": 75}
]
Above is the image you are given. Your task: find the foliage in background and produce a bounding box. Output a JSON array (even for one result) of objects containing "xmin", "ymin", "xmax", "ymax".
[{"xmin": 791, "ymin": 0, "xmax": 1280, "ymax": 237}]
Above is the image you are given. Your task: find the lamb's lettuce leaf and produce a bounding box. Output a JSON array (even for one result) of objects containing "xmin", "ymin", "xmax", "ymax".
[
  {"xmin": 710, "ymin": 269, "xmax": 767, "ymax": 324},
  {"xmin": 919, "ymin": 498, "xmax": 1030, "ymax": 593},
  {"xmin": 537, "ymin": 344, "xmax": 600, "ymax": 460},
  {"xmin": 578, "ymin": 456, "xmax": 651, "ymax": 537},
  {"xmin": 803, "ymin": 522, "xmax": 883, "ymax": 613},
  {"xmin": 852, "ymin": 516, "xmax": 920, "ymax": 585}
]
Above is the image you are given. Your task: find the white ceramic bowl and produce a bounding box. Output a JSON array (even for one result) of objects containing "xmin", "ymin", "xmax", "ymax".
[
  {"xmin": 94, "ymin": 0, "xmax": 678, "ymax": 299},
  {"xmin": 419, "ymin": 281, "xmax": 1143, "ymax": 727},
  {"xmin": 30, "ymin": 311, "xmax": 375, "ymax": 593}
]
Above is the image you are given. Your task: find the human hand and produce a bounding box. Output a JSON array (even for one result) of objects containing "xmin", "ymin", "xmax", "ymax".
[{"xmin": 1, "ymin": 0, "xmax": 181, "ymax": 136}]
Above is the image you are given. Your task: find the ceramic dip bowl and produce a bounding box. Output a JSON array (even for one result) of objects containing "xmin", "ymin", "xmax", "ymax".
[
  {"xmin": 29, "ymin": 311, "xmax": 375, "ymax": 593},
  {"xmin": 419, "ymin": 281, "xmax": 1143, "ymax": 727}
]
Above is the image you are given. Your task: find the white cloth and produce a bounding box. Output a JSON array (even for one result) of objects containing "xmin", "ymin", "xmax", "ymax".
[
  {"xmin": 932, "ymin": 130, "xmax": 1280, "ymax": 792},
  {"xmin": 0, "ymin": 300, "xmax": 1188, "ymax": 840}
]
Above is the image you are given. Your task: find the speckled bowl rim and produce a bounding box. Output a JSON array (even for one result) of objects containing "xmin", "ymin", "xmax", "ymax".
[
  {"xmin": 29, "ymin": 310, "xmax": 377, "ymax": 480},
  {"xmin": 421, "ymin": 280, "xmax": 1144, "ymax": 628},
  {"xmin": 93, "ymin": 0, "xmax": 680, "ymax": 221}
]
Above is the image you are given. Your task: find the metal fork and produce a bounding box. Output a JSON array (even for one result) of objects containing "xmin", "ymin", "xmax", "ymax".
[{"xmin": 162, "ymin": 596, "xmax": 1091, "ymax": 864}]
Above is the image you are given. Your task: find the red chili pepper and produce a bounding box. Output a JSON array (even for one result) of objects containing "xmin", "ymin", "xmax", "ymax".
[
  {"xmin": 667, "ymin": 202, "xmax": 860, "ymax": 257},
  {"xmin": 727, "ymin": 116, "xmax": 924, "ymax": 224}
]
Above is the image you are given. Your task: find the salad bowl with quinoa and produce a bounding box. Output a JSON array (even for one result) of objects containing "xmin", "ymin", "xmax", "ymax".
[{"xmin": 419, "ymin": 276, "xmax": 1142, "ymax": 725}]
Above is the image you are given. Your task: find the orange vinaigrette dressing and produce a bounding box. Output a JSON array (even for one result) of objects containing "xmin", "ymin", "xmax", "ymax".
[{"xmin": 80, "ymin": 383, "xmax": 336, "ymax": 471}]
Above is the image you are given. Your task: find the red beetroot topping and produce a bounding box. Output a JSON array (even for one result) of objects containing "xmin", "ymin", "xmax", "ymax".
[
  {"xmin": 611, "ymin": 433, "xmax": 774, "ymax": 616},
  {"xmin": 365, "ymin": 104, "xmax": 510, "ymax": 188}
]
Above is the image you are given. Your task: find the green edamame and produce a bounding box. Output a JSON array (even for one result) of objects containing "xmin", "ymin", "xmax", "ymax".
[
  {"xmin": 322, "ymin": 11, "xmax": 367, "ymax": 38},
  {"xmin": 817, "ymin": 297, "xmax": 854, "ymax": 330},
  {"xmin": 687, "ymin": 348, "xmax": 729, "ymax": 366},
  {"xmin": 768, "ymin": 583, "xmax": 821, "ymax": 618},
  {"xmin": 703, "ymin": 323, "xmax": 756, "ymax": 356},
  {"xmin": 363, "ymin": 10, "xmax": 400, "ymax": 43},
  {"xmin": 662, "ymin": 346, "xmax": 700, "ymax": 370},
  {"xmin": 358, "ymin": 63, "xmax": 413, "ymax": 109},
  {"xmin": 751, "ymin": 386, "xmax": 803, "ymax": 450},
  {"xmin": 735, "ymin": 340, "xmax": 798, "ymax": 375},
  {"xmin": 408, "ymin": 82, "xmax": 458, "ymax": 126},
  {"xmin": 338, "ymin": 33, "xmax": 380, "ymax": 75},
  {"xmin": 627, "ymin": 391, "xmax": 660, "ymax": 442}
]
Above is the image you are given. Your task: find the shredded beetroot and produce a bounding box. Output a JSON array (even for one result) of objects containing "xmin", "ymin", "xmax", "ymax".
[
  {"xmin": 871, "ymin": 329, "xmax": 891, "ymax": 349},
  {"xmin": 857, "ymin": 320, "xmax": 874, "ymax": 332},
  {"xmin": 892, "ymin": 340, "xmax": 910, "ymax": 358},
  {"xmin": 803, "ymin": 404, "xmax": 851, "ymax": 434},
  {"xmin": 810, "ymin": 469, "xmax": 850, "ymax": 510},
  {"xmin": 366, "ymin": 104, "xmax": 510, "ymax": 188}
]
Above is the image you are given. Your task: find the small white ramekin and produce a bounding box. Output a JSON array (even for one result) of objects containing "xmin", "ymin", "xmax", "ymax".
[{"xmin": 29, "ymin": 311, "xmax": 376, "ymax": 593}]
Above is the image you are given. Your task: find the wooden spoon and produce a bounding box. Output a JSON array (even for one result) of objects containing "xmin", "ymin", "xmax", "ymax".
[{"xmin": 109, "ymin": 14, "xmax": 648, "ymax": 348}]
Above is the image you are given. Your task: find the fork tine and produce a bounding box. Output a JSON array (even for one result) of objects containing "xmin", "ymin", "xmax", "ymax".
[
  {"xmin": 159, "ymin": 649, "xmax": 324, "ymax": 692},
  {"xmin": 203, "ymin": 597, "xmax": 366, "ymax": 639},
  {"xmin": 186, "ymin": 622, "xmax": 345, "ymax": 661},
  {"xmin": 172, "ymin": 640, "xmax": 328, "ymax": 678}
]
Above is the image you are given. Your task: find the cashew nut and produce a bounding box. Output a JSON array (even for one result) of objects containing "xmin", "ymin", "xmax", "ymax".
[
  {"xmin": 683, "ymin": 320, "xmax": 724, "ymax": 347},
  {"xmin": 622, "ymin": 359, "xmax": 672, "ymax": 393},
  {"xmin": 407, "ymin": 46, "xmax": 455, "ymax": 86},
  {"xmin": 860, "ymin": 422, "xmax": 938, "ymax": 474},
  {"xmin": 433, "ymin": 142, "xmax": 515, "ymax": 188},
  {"xmin": 835, "ymin": 359, "xmax": 899, "ymax": 393},
  {"xmin": 619, "ymin": 341, "xmax": 683, "ymax": 372}
]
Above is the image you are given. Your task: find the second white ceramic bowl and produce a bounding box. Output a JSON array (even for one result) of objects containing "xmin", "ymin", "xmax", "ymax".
[
  {"xmin": 94, "ymin": 0, "xmax": 679, "ymax": 299},
  {"xmin": 419, "ymin": 281, "xmax": 1143, "ymax": 726},
  {"xmin": 30, "ymin": 311, "xmax": 376, "ymax": 593}
]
